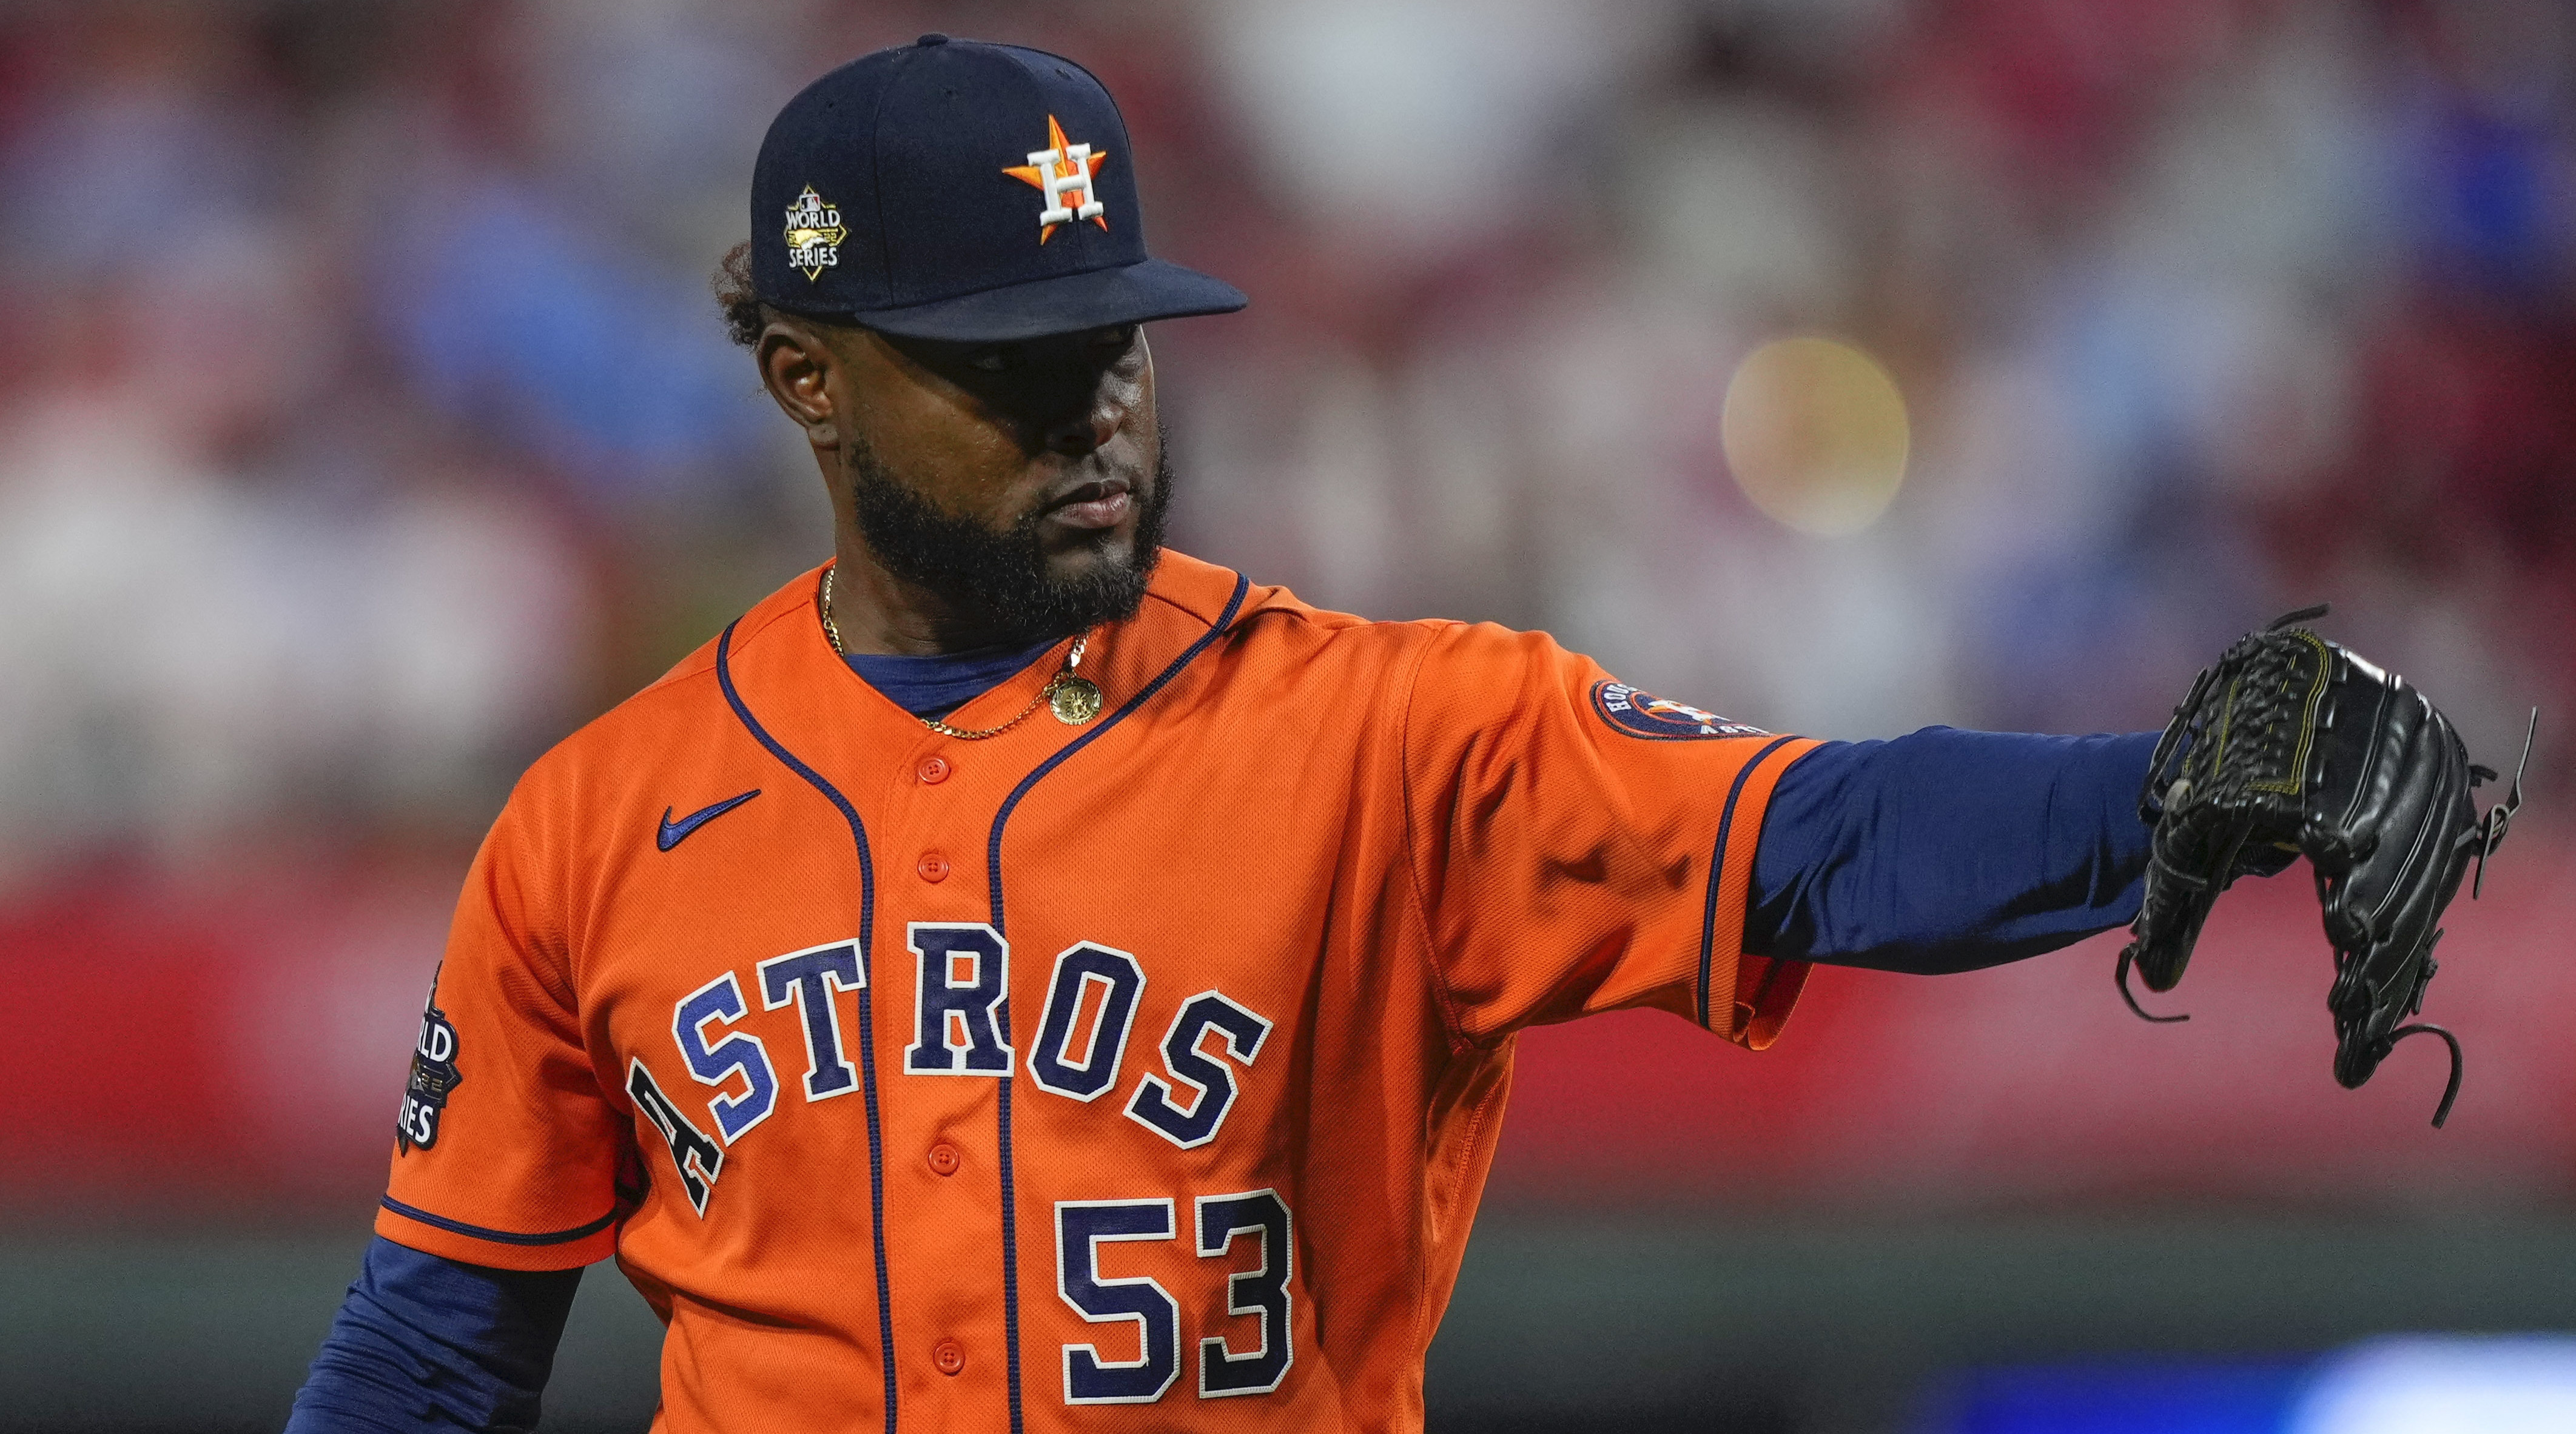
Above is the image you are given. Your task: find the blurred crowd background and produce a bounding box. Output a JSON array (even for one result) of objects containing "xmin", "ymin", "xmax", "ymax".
[{"xmin": 3, "ymin": 1, "xmax": 2573, "ymax": 1431}]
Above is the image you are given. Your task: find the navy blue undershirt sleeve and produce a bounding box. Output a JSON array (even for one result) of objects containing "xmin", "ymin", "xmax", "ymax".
[
  {"xmin": 286, "ymin": 1236, "xmax": 583, "ymax": 1434},
  {"xmin": 1746, "ymin": 728, "xmax": 2159, "ymax": 974},
  {"xmin": 844, "ymin": 636, "xmax": 1057, "ymax": 720}
]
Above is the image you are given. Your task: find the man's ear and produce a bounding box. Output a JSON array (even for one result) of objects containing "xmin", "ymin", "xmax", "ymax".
[{"xmin": 757, "ymin": 318, "xmax": 841, "ymax": 448}]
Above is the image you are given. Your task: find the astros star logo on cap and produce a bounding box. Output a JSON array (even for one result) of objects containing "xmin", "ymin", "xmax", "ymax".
[{"xmin": 1003, "ymin": 115, "xmax": 1109, "ymax": 243}]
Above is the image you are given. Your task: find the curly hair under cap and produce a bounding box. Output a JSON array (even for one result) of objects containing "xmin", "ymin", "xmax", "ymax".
[
  {"xmin": 715, "ymin": 241, "xmax": 866, "ymax": 349},
  {"xmin": 712, "ymin": 241, "xmax": 771, "ymax": 348}
]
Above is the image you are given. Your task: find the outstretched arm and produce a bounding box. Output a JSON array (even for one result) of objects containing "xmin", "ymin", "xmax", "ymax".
[
  {"xmin": 285, "ymin": 1236, "xmax": 582, "ymax": 1434},
  {"xmin": 1746, "ymin": 728, "xmax": 2157, "ymax": 973}
]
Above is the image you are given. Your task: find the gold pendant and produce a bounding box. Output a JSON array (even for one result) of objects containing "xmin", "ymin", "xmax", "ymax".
[{"xmin": 1050, "ymin": 676, "xmax": 1103, "ymax": 725}]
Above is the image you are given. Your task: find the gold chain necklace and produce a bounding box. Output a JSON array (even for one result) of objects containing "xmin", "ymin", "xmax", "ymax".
[{"xmin": 820, "ymin": 566, "xmax": 1103, "ymax": 738}]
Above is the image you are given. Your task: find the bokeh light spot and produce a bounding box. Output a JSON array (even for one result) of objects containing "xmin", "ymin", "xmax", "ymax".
[{"xmin": 1721, "ymin": 336, "xmax": 1910, "ymax": 535}]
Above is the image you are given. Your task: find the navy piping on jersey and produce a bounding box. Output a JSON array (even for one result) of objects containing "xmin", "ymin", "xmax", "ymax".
[
  {"xmin": 984, "ymin": 571, "xmax": 1252, "ymax": 1434},
  {"xmin": 376, "ymin": 1196, "xmax": 619, "ymax": 1247},
  {"xmin": 717, "ymin": 618, "xmax": 900, "ymax": 1434},
  {"xmin": 1697, "ymin": 735, "xmax": 1798, "ymax": 1030}
]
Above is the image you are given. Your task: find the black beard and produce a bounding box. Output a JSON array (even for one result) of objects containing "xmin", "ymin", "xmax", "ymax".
[{"xmin": 846, "ymin": 431, "xmax": 1174, "ymax": 645}]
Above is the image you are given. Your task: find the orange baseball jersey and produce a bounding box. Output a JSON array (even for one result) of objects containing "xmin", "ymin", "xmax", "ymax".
[{"xmin": 380, "ymin": 550, "xmax": 1818, "ymax": 1432}]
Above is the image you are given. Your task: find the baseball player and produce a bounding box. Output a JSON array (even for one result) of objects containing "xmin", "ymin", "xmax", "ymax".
[{"xmin": 286, "ymin": 36, "xmax": 2495, "ymax": 1434}]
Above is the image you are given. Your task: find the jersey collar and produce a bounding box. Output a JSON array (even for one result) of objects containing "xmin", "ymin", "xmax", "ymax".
[{"xmin": 715, "ymin": 549, "xmax": 1253, "ymax": 778}]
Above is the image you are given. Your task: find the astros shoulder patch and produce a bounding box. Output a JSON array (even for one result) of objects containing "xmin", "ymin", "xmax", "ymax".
[{"xmin": 1591, "ymin": 681, "xmax": 1769, "ymax": 740}]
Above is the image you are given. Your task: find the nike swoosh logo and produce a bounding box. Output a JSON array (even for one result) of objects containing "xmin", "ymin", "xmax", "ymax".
[{"xmin": 657, "ymin": 790, "xmax": 761, "ymax": 852}]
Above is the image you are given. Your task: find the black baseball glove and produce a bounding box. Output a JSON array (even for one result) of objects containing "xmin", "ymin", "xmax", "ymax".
[{"xmin": 2118, "ymin": 605, "xmax": 2530, "ymax": 1127}]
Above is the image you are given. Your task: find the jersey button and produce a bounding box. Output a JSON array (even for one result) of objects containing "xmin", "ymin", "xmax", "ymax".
[
  {"xmin": 927, "ymin": 1142, "xmax": 961, "ymax": 1176},
  {"xmin": 916, "ymin": 756, "xmax": 950, "ymax": 785},
  {"xmin": 917, "ymin": 851, "xmax": 950, "ymax": 883},
  {"xmin": 932, "ymin": 1339, "xmax": 967, "ymax": 1376}
]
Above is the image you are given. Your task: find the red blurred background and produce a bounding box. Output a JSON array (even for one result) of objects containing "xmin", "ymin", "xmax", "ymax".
[{"xmin": 2, "ymin": 1, "xmax": 2571, "ymax": 1430}]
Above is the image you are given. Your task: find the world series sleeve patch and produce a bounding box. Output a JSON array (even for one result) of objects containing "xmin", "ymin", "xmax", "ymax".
[
  {"xmin": 1590, "ymin": 680, "xmax": 1771, "ymax": 740},
  {"xmin": 397, "ymin": 965, "xmax": 463, "ymax": 1154}
]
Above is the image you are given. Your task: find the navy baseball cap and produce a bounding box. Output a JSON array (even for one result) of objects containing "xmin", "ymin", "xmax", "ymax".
[{"xmin": 750, "ymin": 35, "xmax": 1246, "ymax": 343}]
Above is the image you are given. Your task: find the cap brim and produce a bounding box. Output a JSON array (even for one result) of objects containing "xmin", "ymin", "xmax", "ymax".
[{"xmin": 847, "ymin": 257, "xmax": 1247, "ymax": 343}]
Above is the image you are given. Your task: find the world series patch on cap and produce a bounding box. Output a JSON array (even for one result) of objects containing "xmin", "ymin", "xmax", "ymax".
[{"xmin": 751, "ymin": 35, "xmax": 1248, "ymax": 343}]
